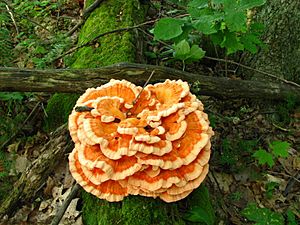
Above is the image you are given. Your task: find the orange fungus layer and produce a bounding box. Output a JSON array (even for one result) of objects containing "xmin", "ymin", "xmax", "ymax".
[{"xmin": 68, "ymin": 79, "xmax": 214, "ymax": 202}]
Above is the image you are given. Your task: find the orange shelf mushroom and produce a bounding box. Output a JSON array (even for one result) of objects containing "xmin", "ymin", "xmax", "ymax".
[{"xmin": 68, "ymin": 79, "xmax": 214, "ymax": 202}]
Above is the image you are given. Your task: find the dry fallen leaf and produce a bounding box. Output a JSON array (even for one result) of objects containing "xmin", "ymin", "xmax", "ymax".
[
  {"xmin": 44, "ymin": 176, "xmax": 56, "ymax": 197},
  {"xmin": 292, "ymin": 157, "xmax": 300, "ymax": 170},
  {"xmin": 209, "ymin": 172, "xmax": 234, "ymax": 193},
  {"xmin": 7, "ymin": 141, "xmax": 21, "ymax": 153},
  {"xmin": 15, "ymin": 155, "xmax": 29, "ymax": 173},
  {"xmin": 265, "ymin": 174, "xmax": 287, "ymax": 191}
]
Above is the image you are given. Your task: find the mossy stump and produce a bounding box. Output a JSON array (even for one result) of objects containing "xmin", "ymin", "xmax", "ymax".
[{"xmin": 44, "ymin": 0, "xmax": 214, "ymax": 224}]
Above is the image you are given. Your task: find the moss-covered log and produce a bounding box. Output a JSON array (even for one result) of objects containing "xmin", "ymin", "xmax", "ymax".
[
  {"xmin": 0, "ymin": 64, "xmax": 299, "ymax": 101},
  {"xmin": 0, "ymin": 124, "xmax": 72, "ymax": 218}
]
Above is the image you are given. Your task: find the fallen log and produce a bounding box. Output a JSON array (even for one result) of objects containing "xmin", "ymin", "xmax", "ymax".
[
  {"xmin": 0, "ymin": 63, "xmax": 299, "ymax": 100},
  {"xmin": 0, "ymin": 124, "xmax": 72, "ymax": 219}
]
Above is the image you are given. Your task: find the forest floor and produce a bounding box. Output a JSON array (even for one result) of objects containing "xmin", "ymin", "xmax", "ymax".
[{"xmin": 0, "ymin": 0, "xmax": 299, "ymax": 224}]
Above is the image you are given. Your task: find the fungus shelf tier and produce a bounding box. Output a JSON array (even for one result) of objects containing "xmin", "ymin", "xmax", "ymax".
[{"xmin": 68, "ymin": 79, "xmax": 214, "ymax": 202}]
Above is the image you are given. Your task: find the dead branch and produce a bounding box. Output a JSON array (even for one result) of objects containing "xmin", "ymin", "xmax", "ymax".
[
  {"xmin": 0, "ymin": 124, "xmax": 73, "ymax": 219},
  {"xmin": 50, "ymin": 183, "xmax": 80, "ymax": 225},
  {"xmin": 0, "ymin": 63, "xmax": 299, "ymax": 101}
]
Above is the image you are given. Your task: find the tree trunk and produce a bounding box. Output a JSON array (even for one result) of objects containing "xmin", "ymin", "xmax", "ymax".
[
  {"xmin": 0, "ymin": 64, "xmax": 299, "ymax": 101},
  {"xmin": 245, "ymin": 0, "xmax": 300, "ymax": 83}
]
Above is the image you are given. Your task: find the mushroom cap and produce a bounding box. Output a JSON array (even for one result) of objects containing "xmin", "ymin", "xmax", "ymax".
[
  {"xmin": 68, "ymin": 79, "xmax": 214, "ymax": 203},
  {"xmin": 69, "ymin": 150, "xmax": 128, "ymax": 202},
  {"xmin": 91, "ymin": 96, "xmax": 125, "ymax": 122},
  {"xmin": 76, "ymin": 79, "xmax": 140, "ymax": 108},
  {"xmin": 146, "ymin": 79, "xmax": 190, "ymax": 108},
  {"xmin": 77, "ymin": 144, "xmax": 141, "ymax": 179},
  {"xmin": 127, "ymin": 152, "xmax": 208, "ymax": 192}
]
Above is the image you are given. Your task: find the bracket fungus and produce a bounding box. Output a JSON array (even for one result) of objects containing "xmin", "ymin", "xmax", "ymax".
[{"xmin": 68, "ymin": 79, "xmax": 214, "ymax": 202}]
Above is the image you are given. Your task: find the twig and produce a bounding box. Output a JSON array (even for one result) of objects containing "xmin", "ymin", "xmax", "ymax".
[
  {"xmin": 268, "ymin": 170, "xmax": 300, "ymax": 196},
  {"xmin": 209, "ymin": 171, "xmax": 230, "ymax": 217},
  {"xmin": 1, "ymin": 0, "xmax": 51, "ymax": 33},
  {"xmin": 50, "ymin": 183, "xmax": 80, "ymax": 225},
  {"xmin": 55, "ymin": 14, "xmax": 190, "ymax": 62},
  {"xmin": 66, "ymin": 19, "xmax": 84, "ymax": 36},
  {"xmin": 0, "ymin": 102, "xmax": 40, "ymax": 150},
  {"xmin": 268, "ymin": 171, "xmax": 300, "ymax": 183},
  {"xmin": 204, "ymin": 56, "xmax": 300, "ymax": 88},
  {"xmin": 224, "ymin": 55, "xmax": 228, "ymax": 77},
  {"xmin": 52, "ymin": 19, "xmax": 158, "ymax": 62},
  {"xmin": 4, "ymin": 3, "xmax": 18, "ymax": 35},
  {"xmin": 138, "ymin": 27, "xmax": 300, "ymax": 89},
  {"xmin": 22, "ymin": 15, "xmax": 52, "ymax": 33},
  {"xmin": 126, "ymin": 70, "xmax": 155, "ymax": 116},
  {"xmin": 133, "ymin": 70, "xmax": 155, "ymax": 105},
  {"xmin": 66, "ymin": 0, "xmax": 104, "ymax": 36},
  {"xmin": 272, "ymin": 122, "xmax": 290, "ymax": 132},
  {"xmin": 82, "ymin": 0, "xmax": 104, "ymax": 16},
  {"xmin": 284, "ymin": 171, "xmax": 300, "ymax": 196}
]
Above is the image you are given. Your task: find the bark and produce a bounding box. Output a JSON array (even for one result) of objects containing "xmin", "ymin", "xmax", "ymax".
[
  {"xmin": 0, "ymin": 63, "xmax": 299, "ymax": 101},
  {"xmin": 0, "ymin": 124, "xmax": 72, "ymax": 218},
  {"xmin": 245, "ymin": 0, "xmax": 300, "ymax": 83}
]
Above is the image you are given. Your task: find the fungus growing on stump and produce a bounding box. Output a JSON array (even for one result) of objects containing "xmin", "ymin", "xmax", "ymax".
[{"xmin": 68, "ymin": 79, "xmax": 214, "ymax": 202}]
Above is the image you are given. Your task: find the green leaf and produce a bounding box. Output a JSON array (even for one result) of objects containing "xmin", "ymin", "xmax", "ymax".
[
  {"xmin": 188, "ymin": 0, "xmax": 208, "ymax": 9},
  {"xmin": 239, "ymin": 0, "xmax": 266, "ymax": 11},
  {"xmin": 212, "ymin": 0, "xmax": 224, "ymax": 4},
  {"xmin": 286, "ymin": 210, "xmax": 297, "ymax": 225},
  {"xmin": 269, "ymin": 141, "xmax": 290, "ymax": 158},
  {"xmin": 144, "ymin": 51, "xmax": 157, "ymax": 59},
  {"xmin": 238, "ymin": 139, "xmax": 258, "ymax": 152},
  {"xmin": 34, "ymin": 45, "xmax": 48, "ymax": 54},
  {"xmin": 185, "ymin": 207, "xmax": 212, "ymax": 225},
  {"xmin": 242, "ymin": 203, "xmax": 284, "ymax": 225},
  {"xmin": 172, "ymin": 23, "xmax": 194, "ymax": 44},
  {"xmin": 174, "ymin": 39, "xmax": 190, "ymax": 60},
  {"xmin": 0, "ymin": 92, "xmax": 24, "ymax": 101},
  {"xmin": 225, "ymin": 10, "xmax": 247, "ymax": 32},
  {"xmin": 253, "ymin": 148, "xmax": 275, "ymax": 167},
  {"xmin": 188, "ymin": 3, "xmax": 212, "ymax": 18},
  {"xmin": 223, "ymin": 0, "xmax": 239, "ymax": 13},
  {"xmin": 240, "ymin": 33, "xmax": 260, "ymax": 53},
  {"xmin": 186, "ymin": 45, "xmax": 206, "ymax": 62},
  {"xmin": 184, "ymin": 185, "xmax": 215, "ymax": 225},
  {"xmin": 220, "ymin": 31, "xmax": 244, "ymax": 55},
  {"xmin": 168, "ymin": 0, "xmax": 191, "ymax": 7},
  {"xmin": 250, "ymin": 22, "xmax": 265, "ymax": 33},
  {"xmin": 193, "ymin": 15, "xmax": 218, "ymax": 34},
  {"xmin": 210, "ymin": 30, "xmax": 224, "ymax": 45},
  {"xmin": 154, "ymin": 18, "xmax": 185, "ymax": 40}
]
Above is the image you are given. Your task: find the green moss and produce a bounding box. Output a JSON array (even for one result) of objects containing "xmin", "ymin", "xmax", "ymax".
[
  {"xmin": 82, "ymin": 192, "xmax": 122, "ymax": 225},
  {"xmin": 82, "ymin": 192, "xmax": 186, "ymax": 225},
  {"xmin": 121, "ymin": 196, "xmax": 185, "ymax": 225},
  {"xmin": 43, "ymin": 93, "xmax": 79, "ymax": 132},
  {"xmin": 72, "ymin": 0, "xmax": 142, "ymax": 68}
]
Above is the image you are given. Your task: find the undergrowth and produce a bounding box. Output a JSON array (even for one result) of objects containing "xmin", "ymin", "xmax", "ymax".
[
  {"xmin": 0, "ymin": 2, "xmax": 14, "ymax": 66},
  {"xmin": 0, "ymin": 0, "xmax": 76, "ymax": 206},
  {"xmin": 0, "ymin": 92, "xmax": 32, "ymax": 147},
  {"xmin": 152, "ymin": 0, "xmax": 266, "ymax": 67},
  {"xmin": 0, "ymin": 150, "xmax": 15, "ymax": 204}
]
